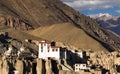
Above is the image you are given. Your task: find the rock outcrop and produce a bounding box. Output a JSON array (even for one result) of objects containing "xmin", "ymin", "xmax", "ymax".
[
  {"xmin": 6, "ymin": 16, "xmax": 33, "ymax": 30},
  {"xmin": 15, "ymin": 60, "xmax": 24, "ymax": 74},
  {"xmin": 45, "ymin": 59, "xmax": 53, "ymax": 74},
  {"xmin": 0, "ymin": 16, "xmax": 6, "ymax": 24},
  {"xmin": 37, "ymin": 59, "xmax": 45, "ymax": 74},
  {"xmin": 0, "ymin": 16, "xmax": 33, "ymax": 30},
  {"xmin": 0, "ymin": 60, "xmax": 9, "ymax": 74}
]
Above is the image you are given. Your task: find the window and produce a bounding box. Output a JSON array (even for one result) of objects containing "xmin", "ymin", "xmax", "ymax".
[
  {"xmin": 48, "ymin": 46, "xmax": 50, "ymax": 50},
  {"xmin": 41, "ymin": 47, "xmax": 43, "ymax": 49},
  {"xmin": 48, "ymin": 49, "xmax": 50, "ymax": 52},
  {"xmin": 52, "ymin": 49, "xmax": 54, "ymax": 52},
  {"xmin": 41, "ymin": 43, "xmax": 43, "ymax": 47},
  {"xmin": 56, "ymin": 49, "xmax": 58, "ymax": 51},
  {"xmin": 44, "ymin": 43, "xmax": 46, "ymax": 46},
  {"xmin": 83, "ymin": 64, "xmax": 86, "ymax": 67},
  {"xmin": 76, "ymin": 64, "xmax": 78, "ymax": 66},
  {"xmin": 41, "ymin": 49, "xmax": 43, "ymax": 52}
]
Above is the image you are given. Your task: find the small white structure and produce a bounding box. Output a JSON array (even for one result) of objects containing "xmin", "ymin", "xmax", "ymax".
[
  {"xmin": 14, "ymin": 70, "xmax": 19, "ymax": 74},
  {"xmin": 17, "ymin": 51, "xmax": 21, "ymax": 57},
  {"xmin": 17, "ymin": 46, "xmax": 25, "ymax": 57},
  {"xmin": 24, "ymin": 39, "xmax": 29, "ymax": 42},
  {"xmin": 20, "ymin": 46, "xmax": 25, "ymax": 52},
  {"xmin": 74, "ymin": 64, "xmax": 87, "ymax": 72},
  {"xmin": 64, "ymin": 50, "xmax": 67, "ymax": 59},
  {"xmin": 72, "ymin": 50, "xmax": 84, "ymax": 58},
  {"xmin": 38, "ymin": 40, "xmax": 60, "ymax": 59},
  {"xmin": 5, "ymin": 45, "xmax": 13, "ymax": 56},
  {"xmin": 77, "ymin": 52, "xmax": 83, "ymax": 58}
]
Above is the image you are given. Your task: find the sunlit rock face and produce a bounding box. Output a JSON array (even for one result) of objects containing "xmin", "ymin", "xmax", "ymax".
[
  {"xmin": 0, "ymin": 60, "xmax": 9, "ymax": 74},
  {"xmin": 37, "ymin": 59, "xmax": 45, "ymax": 74},
  {"xmin": 15, "ymin": 60, "xmax": 24, "ymax": 74}
]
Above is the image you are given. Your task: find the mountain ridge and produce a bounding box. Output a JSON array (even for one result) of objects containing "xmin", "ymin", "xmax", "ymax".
[
  {"xmin": 91, "ymin": 13, "xmax": 120, "ymax": 35},
  {"xmin": 0, "ymin": 0, "xmax": 120, "ymax": 51}
]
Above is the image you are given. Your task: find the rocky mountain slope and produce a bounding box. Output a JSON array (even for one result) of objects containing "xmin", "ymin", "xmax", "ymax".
[
  {"xmin": 0, "ymin": 0, "xmax": 75, "ymax": 28},
  {"xmin": 0, "ymin": 0, "xmax": 120, "ymax": 74},
  {"xmin": 91, "ymin": 13, "xmax": 120, "ymax": 35},
  {"xmin": 0, "ymin": 0, "xmax": 120, "ymax": 52}
]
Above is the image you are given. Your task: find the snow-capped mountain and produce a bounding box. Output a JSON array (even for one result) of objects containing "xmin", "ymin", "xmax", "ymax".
[{"xmin": 90, "ymin": 13, "xmax": 120, "ymax": 35}]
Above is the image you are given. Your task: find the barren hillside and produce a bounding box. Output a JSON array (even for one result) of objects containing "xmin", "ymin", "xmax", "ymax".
[
  {"xmin": 0, "ymin": 0, "xmax": 119, "ymax": 51},
  {"xmin": 29, "ymin": 23, "xmax": 106, "ymax": 51},
  {"xmin": 0, "ymin": 29, "xmax": 42, "ymax": 40}
]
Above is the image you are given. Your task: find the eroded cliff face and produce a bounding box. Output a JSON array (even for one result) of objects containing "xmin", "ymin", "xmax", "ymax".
[
  {"xmin": 0, "ymin": 59, "xmax": 9, "ymax": 74},
  {"xmin": 0, "ymin": 58, "xmax": 75, "ymax": 74},
  {"xmin": 88, "ymin": 51, "xmax": 117, "ymax": 74},
  {"xmin": 45, "ymin": 59, "xmax": 53, "ymax": 74},
  {"xmin": 0, "ymin": 51, "xmax": 119, "ymax": 74},
  {"xmin": 15, "ymin": 60, "xmax": 24, "ymax": 74},
  {"xmin": 0, "ymin": 16, "xmax": 33, "ymax": 30},
  {"xmin": 0, "ymin": 58, "xmax": 61, "ymax": 74},
  {"xmin": 36, "ymin": 59, "xmax": 45, "ymax": 74}
]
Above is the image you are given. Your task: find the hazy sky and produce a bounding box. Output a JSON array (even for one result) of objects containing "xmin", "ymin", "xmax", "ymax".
[{"xmin": 61, "ymin": 0, "xmax": 120, "ymax": 16}]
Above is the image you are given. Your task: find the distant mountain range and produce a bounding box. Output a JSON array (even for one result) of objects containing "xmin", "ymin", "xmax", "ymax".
[
  {"xmin": 91, "ymin": 13, "xmax": 120, "ymax": 35},
  {"xmin": 0, "ymin": 0, "xmax": 120, "ymax": 51}
]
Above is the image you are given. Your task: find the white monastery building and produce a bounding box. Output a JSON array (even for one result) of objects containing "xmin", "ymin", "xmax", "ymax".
[
  {"xmin": 74, "ymin": 64, "xmax": 87, "ymax": 72},
  {"xmin": 38, "ymin": 40, "xmax": 60, "ymax": 59},
  {"xmin": 71, "ymin": 50, "xmax": 84, "ymax": 58}
]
